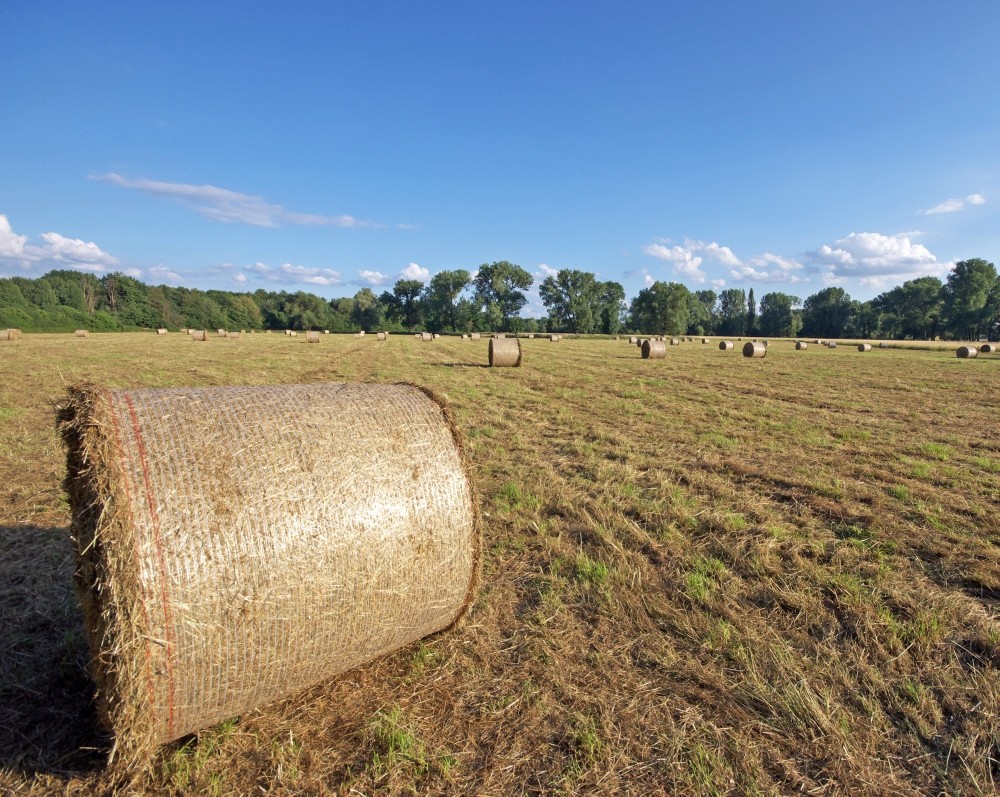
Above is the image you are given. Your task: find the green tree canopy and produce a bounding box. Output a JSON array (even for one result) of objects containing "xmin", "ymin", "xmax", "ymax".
[{"xmin": 473, "ymin": 261, "xmax": 533, "ymax": 332}]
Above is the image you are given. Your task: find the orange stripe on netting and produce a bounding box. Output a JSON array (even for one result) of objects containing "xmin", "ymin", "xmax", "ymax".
[
  {"xmin": 107, "ymin": 390, "xmax": 159, "ymax": 730},
  {"xmin": 123, "ymin": 392, "xmax": 177, "ymax": 738}
]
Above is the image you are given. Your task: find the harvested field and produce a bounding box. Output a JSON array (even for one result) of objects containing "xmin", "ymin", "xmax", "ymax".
[{"xmin": 0, "ymin": 333, "xmax": 998, "ymax": 796}]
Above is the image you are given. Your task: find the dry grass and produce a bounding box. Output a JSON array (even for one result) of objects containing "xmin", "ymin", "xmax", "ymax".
[{"xmin": 1, "ymin": 333, "xmax": 998, "ymax": 796}]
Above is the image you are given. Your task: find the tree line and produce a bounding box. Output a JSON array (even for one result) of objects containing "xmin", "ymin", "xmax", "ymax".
[{"xmin": 1, "ymin": 257, "xmax": 997, "ymax": 340}]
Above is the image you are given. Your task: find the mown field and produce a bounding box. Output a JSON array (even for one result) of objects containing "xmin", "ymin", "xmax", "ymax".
[{"xmin": 1, "ymin": 332, "xmax": 998, "ymax": 796}]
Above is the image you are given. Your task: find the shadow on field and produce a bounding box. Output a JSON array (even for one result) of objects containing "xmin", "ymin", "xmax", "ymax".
[
  {"xmin": 426, "ymin": 362, "xmax": 491, "ymax": 368},
  {"xmin": 0, "ymin": 524, "xmax": 106, "ymax": 776}
]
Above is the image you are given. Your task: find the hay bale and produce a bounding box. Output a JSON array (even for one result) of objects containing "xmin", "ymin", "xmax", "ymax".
[
  {"xmin": 957, "ymin": 346, "xmax": 978, "ymax": 359},
  {"xmin": 0, "ymin": 329, "xmax": 17, "ymax": 341},
  {"xmin": 857, "ymin": 343, "xmax": 872, "ymax": 352},
  {"xmin": 670, "ymin": 338, "xmax": 680, "ymax": 346},
  {"xmin": 180, "ymin": 328, "xmax": 188, "ymax": 334},
  {"xmin": 306, "ymin": 331, "xmax": 320, "ymax": 343},
  {"xmin": 636, "ymin": 338, "xmax": 646, "ymax": 348},
  {"xmin": 376, "ymin": 332, "xmax": 387, "ymax": 341},
  {"xmin": 549, "ymin": 334, "xmax": 561, "ymax": 342},
  {"xmin": 719, "ymin": 340, "xmax": 734, "ymax": 351},
  {"xmin": 289, "ymin": 331, "xmax": 298, "ymax": 337},
  {"xmin": 628, "ymin": 336, "xmax": 638, "ymax": 344},
  {"xmin": 470, "ymin": 332, "xmax": 481, "ymax": 341},
  {"xmin": 323, "ymin": 330, "xmax": 330, "ymax": 335},
  {"xmin": 493, "ymin": 333, "xmax": 505, "ymax": 339},
  {"xmin": 743, "ymin": 341, "xmax": 766, "ymax": 358},
  {"xmin": 879, "ymin": 342, "xmax": 889, "ymax": 349},
  {"xmin": 827, "ymin": 342, "xmax": 837, "ymax": 349},
  {"xmin": 702, "ymin": 338, "xmax": 710, "ymax": 344},
  {"xmin": 461, "ymin": 333, "xmax": 468, "ymax": 340},
  {"xmin": 190, "ymin": 330, "xmax": 207, "ymax": 341},
  {"xmin": 641, "ymin": 339, "xmax": 666, "ymax": 359},
  {"xmin": 795, "ymin": 341, "xmax": 808, "ymax": 350},
  {"xmin": 421, "ymin": 332, "xmax": 433, "ymax": 341},
  {"xmin": 59, "ymin": 382, "xmax": 479, "ymax": 761},
  {"xmin": 980, "ymin": 343, "xmax": 997, "ymax": 353},
  {"xmin": 227, "ymin": 331, "xmax": 241, "ymax": 339},
  {"xmin": 217, "ymin": 329, "xmax": 226, "ymax": 337},
  {"xmin": 358, "ymin": 330, "xmax": 365, "ymax": 337},
  {"xmin": 433, "ymin": 333, "xmax": 440, "ymax": 339},
  {"xmin": 155, "ymin": 329, "xmax": 168, "ymax": 336},
  {"xmin": 489, "ymin": 337, "xmax": 522, "ymax": 367},
  {"xmin": 75, "ymin": 329, "xmax": 89, "ymax": 338}
]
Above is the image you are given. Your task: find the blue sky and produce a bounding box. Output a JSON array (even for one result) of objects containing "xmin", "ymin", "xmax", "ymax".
[{"xmin": 2, "ymin": 1, "xmax": 999, "ymax": 315}]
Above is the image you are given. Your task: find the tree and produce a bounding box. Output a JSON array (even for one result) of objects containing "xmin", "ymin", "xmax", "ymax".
[
  {"xmin": 383, "ymin": 279, "xmax": 425, "ymax": 329},
  {"xmin": 757, "ymin": 292, "xmax": 800, "ymax": 337},
  {"xmin": 423, "ymin": 269, "xmax": 471, "ymax": 332},
  {"xmin": 597, "ymin": 281, "xmax": 626, "ymax": 335},
  {"xmin": 717, "ymin": 289, "xmax": 747, "ymax": 336},
  {"xmin": 800, "ymin": 287, "xmax": 854, "ymax": 338},
  {"xmin": 629, "ymin": 281, "xmax": 691, "ymax": 335},
  {"xmin": 473, "ymin": 261, "xmax": 533, "ymax": 331},
  {"xmin": 539, "ymin": 269, "xmax": 602, "ymax": 333},
  {"xmin": 349, "ymin": 289, "xmax": 384, "ymax": 331},
  {"xmin": 746, "ymin": 288, "xmax": 757, "ymax": 335},
  {"xmin": 687, "ymin": 290, "xmax": 718, "ymax": 335},
  {"xmin": 872, "ymin": 277, "xmax": 943, "ymax": 339},
  {"xmin": 942, "ymin": 258, "xmax": 997, "ymax": 340}
]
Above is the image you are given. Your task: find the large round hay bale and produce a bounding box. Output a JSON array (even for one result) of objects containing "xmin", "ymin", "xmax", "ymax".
[
  {"xmin": 433, "ymin": 333, "xmax": 440, "ymax": 339},
  {"xmin": 827, "ymin": 342, "xmax": 837, "ymax": 349},
  {"xmin": 641, "ymin": 339, "xmax": 666, "ymax": 359},
  {"xmin": 957, "ymin": 346, "xmax": 978, "ymax": 359},
  {"xmin": 0, "ymin": 329, "xmax": 15, "ymax": 341},
  {"xmin": 217, "ymin": 329, "xmax": 227, "ymax": 337},
  {"xmin": 190, "ymin": 330, "xmax": 207, "ymax": 341},
  {"xmin": 879, "ymin": 342, "xmax": 889, "ymax": 349},
  {"xmin": 980, "ymin": 343, "xmax": 997, "ymax": 353},
  {"xmin": 857, "ymin": 343, "xmax": 872, "ymax": 352},
  {"xmin": 549, "ymin": 334, "xmax": 561, "ymax": 342},
  {"xmin": 59, "ymin": 383, "xmax": 479, "ymax": 761},
  {"xmin": 357, "ymin": 330, "xmax": 365, "ymax": 337},
  {"xmin": 421, "ymin": 331, "xmax": 433, "ymax": 341},
  {"xmin": 289, "ymin": 331, "xmax": 298, "ymax": 337},
  {"xmin": 628, "ymin": 336, "xmax": 638, "ymax": 344},
  {"xmin": 702, "ymin": 338, "xmax": 710, "ymax": 344},
  {"xmin": 156, "ymin": 329, "xmax": 168, "ymax": 336},
  {"xmin": 470, "ymin": 332, "xmax": 481, "ymax": 341},
  {"xmin": 227, "ymin": 331, "xmax": 241, "ymax": 339},
  {"xmin": 306, "ymin": 331, "xmax": 320, "ymax": 343},
  {"xmin": 743, "ymin": 341, "xmax": 766, "ymax": 358},
  {"xmin": 719, "ymin": 340, "xmax": 734, "ymax": 351},
  {"xmin": 670, "ymin": 338, "xmax": 680, "ymax": 346},
  {"xmin": 376, "ymin": 331, "xmax": 387, "ymax": 341},
  {"xmin": 527, "ymin": 333, "xmax": 535, "ymax": 339},
  {"xmin": 488, "ymin": 337, "xmax": 522, "ymax": 367},
  {"xmin": 813, "ymin": 339, "xmax": 822, "ymax": 344},
  {"xmin": 461, "ymin": 333, "xmax": 468, "ymax": 340},
  {"xmin": 795, "ymin": 341, "xmax": 808, "ymax": 350},
  {"xmin": 75, "ymin": 329, "xmax": 89, "ymax": 338}
]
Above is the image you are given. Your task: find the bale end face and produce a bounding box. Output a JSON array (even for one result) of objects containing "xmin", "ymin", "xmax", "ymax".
[
  {"xmin": 743, "ymin": 341, "xmax": 766, "ymax": 358},
  {"xmin": 489, "ymin": 337, "xmax": 522, "ymax": 367}
]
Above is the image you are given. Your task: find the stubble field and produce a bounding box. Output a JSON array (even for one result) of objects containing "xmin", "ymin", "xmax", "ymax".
[{"xmin": 1, "ymin": 332, "xmax": 998, "ymax": 796}]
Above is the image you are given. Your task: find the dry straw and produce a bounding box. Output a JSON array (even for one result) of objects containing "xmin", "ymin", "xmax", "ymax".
[
  {"xmin": 489, "ymin": 337, "xmax": 522, "ymax": 367},
  {"xmin": 858, "ymin": 343, "xmax": 872, "ymax": 352},
  {"xmin": 795, "ymin": 341, "xmax": 808, "ymax": 350},
  {"xmin": 527, "ymin": 333, "xmax": 535, "ymax": 339},
  {"xmin": 719, "ymin": 340, "xmax": 734, "ymax": 351},
  {"xmin": 227, "ymin": 332, "xmax": 241, "ymax": 339},
  {"xmin": 670, "ymin": 338, "xmax": 680, "ymax": 346},
  {"xmin": 827, "ymin": 342, "xmax": 838, "ymax": 349},
  {"xmin": 59, "ymin": 382, "xmax": 480, "ymax": 764},
  {"xmin": 421, "ymin": 332, "xmax": 433, "ymax": 341},
  {"xmin": 156, "ymin": 329, "xmax": 168, "ymax": 336},
  {"xmin": 190, "ymin": 330, "xmax": 207, "ymax": 341},
  {"xmin": 289, "ymin": 331, "xmax": 298, "ymax": 337},
  {"xmin": 1, "ymin": 329, "xmax": 15, "ymax": 341},
  {"xmin": 75, "ymin": 329, "xmax": 89, "ymax": 338},
  {"xmin": 980, "ymin": 344, "xmax": 997, "ymax": 353},
  {"xmin": 641, "ymin": 339, "xmax": 666, "ymax": 359},
  {"xmin": 628, "ymin": 336, "xmax": 637, "ymax": 344},
  {"xmin": 956, "ymin": 346, "xmax": 978, "ymax": 359},
  {"xmin": 306, "ymin": 331, "xmax": 320, "ymax": 343},
  {"xmin": 549, "ymin": 334, "xmax": 561, "ymax": 341},
  {"xmin": 376, "ymin": 332, "xmax": 387, "ymax": 341},
  {"xmin": 470, "ymin": 332, "xmax": 481, "ymax": 340},
  {"xmin": 743, "ymin": 341, "xmax": 766, "ymax": 358},
  {"xmin": 217, "ymin": 329, "xmax": 226, "ymax": 337},
  {"xmin": 433, "ymin": 333, "xmax": 440, "ymax": 339}
]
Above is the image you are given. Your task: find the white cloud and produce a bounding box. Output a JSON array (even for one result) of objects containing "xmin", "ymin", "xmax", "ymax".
[
  {"xmin": 537, "ymin": 263, "xmax": 558, "ymax": 277},
  {"xmin": 710, "ymin": 278, "xmax": 727, "ymax": 289},
  {"xmin": 642, "ymin": 268, "xmax": 655, "ymax": 287},
  {"xmin": 810, "ymin": 232, "xmax": 938, "ymax": 275},
  {"xmin": 919, "ymin": 193, "xmax": 987, "ymax": 215},
  {"xmin": 245, "ymin": 261, "xmax": 342, "ymax": 286},
  {"xmin": 93, "ymin": 173, "xmax": 372, "ymax": 228},
  {"xmin": 147, "ymin": 265, "xmax": 182, "ymax": 285},
  {"xmin": 124, "ymin": 267, "xmax": 143, "ymax": 278},
  {"xmin": 358, "ymin": 269, "xmax": 388, "ymax": 286},
  {"xmin": 232, "ymin": 272, "xmax": 248, "ymax": 284},
  {"xmin": 399, "ymin": 262, "xmax": 430, "ymax": 282},
  {"xmin": 729, "ymin": 252, "xmax": 806, "ymax": 284},
  {"xmin": 0, "ymin": 214, "xmax": 118, "ymax": 275},
  {"xmin": 643, "ymin": 243, "xmax": 706, "ymax": 283}
]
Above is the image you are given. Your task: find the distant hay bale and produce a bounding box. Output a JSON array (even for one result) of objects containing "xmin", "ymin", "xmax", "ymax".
[
  {"xmin": 743, "ymin": 341, "xmax": 766, "ymax": 358},
  {"xmin": 180, "ymin": 328, "xmax": 188, "ymax": 334},
  {"xmin": 762, "ymin": 340, "xmax": 769, "ymax": 346},
  {"xmin": 719, "ymin": 340, "xmax": 734, "ymax": 351},
  {"xmin": 433, "ymin": 333, "xmax": 440, "ymax": 339},
  {"xmin": 628, "ymin": 336, "xmax": 638, "ymax": 344},
  {"xmin": 956, "ymin": 346, "xmax": 978, "ymax": 359},
  {"xmin": 289, "ymin": 331, "xmax": 298, "ymax": 337},
  {"xmin": 75, "ymin": 329, "xmax": 89, "ymax": 338},
  {"xmin": 549, "ymin": 334, "xmax": 561, "ymax": 342},
  {"xmin": 358, "ymin": 330, "xmax": 365, "ymax": 337},
  {"xmin": 285, "ymin": 330, "xmax": 292, "ymax": 336},
  {"xmin": 641, "ymin": 339, "xmax": 666, "ymax": 359},
  {"xmin": 857, "ymin": 343, "xmax": 872, "ymax": 352},
  {"xmin": 470, "ymin": 332, "xmax": 481, "ymax": 341},
  {"xmin": 461, "ymin": 333, "xmax": 468, "ymax": 340},
  {"xmin": 217, "ymin": 329, "xmax": 226, "ymax": 337},
  {"xmin": 376, "ymin": 332, "xmax": 387, "ymax": 341},
  {"xmin": 190, "ymin": 330, "xmax": 207, "ymax": 341},
  {"xmin": 493, "ymin": 333, "xmax": 505, "ymax": 339},
  {"xmin": 795, "ymin": 341, "xmax": 808, "ymax": 350},
  {"xmin": 489, "ymin": 337, "xmax": 522, "ymax": 367},
  {"xmin": 670, "ymin": 338, "xmax": 680, "ymax": 346},
  {"xmin": 527, "ymin": 333, "xmax": 535, "ymax": 339},
  {"xmin": 59, "ymin": 382, "xmax": 479, "ymax": 762},
  {"xmin": 421, "ymin": 332, "xmax": 433, "ymax": 341},
  {"xmin": 879, "ymin": 342, "xmax": 889, "ymax": 349},
  {"xmin": 980, "ymin": 344, "xmax": 997, "ymax": 353},
  {"xmin": 227, "ymin": 331, "xmax": 241, "ymax": 339},
  {"xmin": 636, "ymin": 338, "xmax": 646, "ymax": 348},
  {"xmin": 827, "ymin": 342, "xmax": 837, "ymax": 349},
  {"xmin": 306, "ymin": 331, "xmax": 320, "ymax": 343},
  {"xmin": 0, "ymin": 329, "xmax": 15, "ymax": 342},
  {"xmin": 323, "ymin": 330, "xmax": 330, "ymax": 335},
  {"xmin": 702, "ymin": 338, "xmax": 710, "ymax": 344},
  {"xmin": 814, "ymin": 339, "xmax": 822, "ymax": 344}
]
